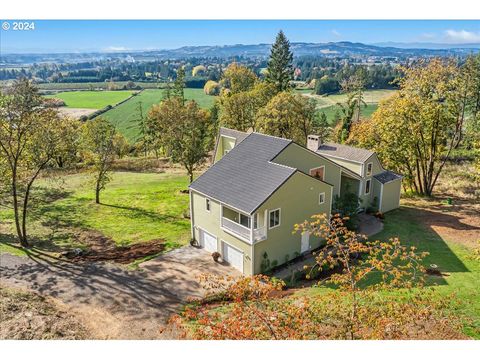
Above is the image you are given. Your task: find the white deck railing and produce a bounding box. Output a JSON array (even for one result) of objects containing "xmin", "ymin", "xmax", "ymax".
[{"xmin": 221, "ymin": 217, "xmax": 267, "ymax": 242}]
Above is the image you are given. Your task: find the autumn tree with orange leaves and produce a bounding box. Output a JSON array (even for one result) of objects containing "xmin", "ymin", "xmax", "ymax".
[{"xmin": 167, "ymin": 215, "xmax": 464, "ymax": 340}]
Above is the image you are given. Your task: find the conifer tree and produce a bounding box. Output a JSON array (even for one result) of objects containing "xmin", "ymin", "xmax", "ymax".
[{"xmin": 266, "ymin": 30, "xmax": 294, "ymax": 93}]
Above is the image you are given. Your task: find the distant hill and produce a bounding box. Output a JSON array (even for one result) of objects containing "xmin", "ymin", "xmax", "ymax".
[{"xmin": 2, "ymin": 41, "xmax": 479, "ymax": 64}]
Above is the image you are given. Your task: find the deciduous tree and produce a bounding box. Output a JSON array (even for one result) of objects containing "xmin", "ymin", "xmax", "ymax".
[
  {"xmin": 0, "ymin": 79, "xmax": 77, "ymax": 247},
  {"xmin": 256, "ymin": 91, "xmax": 316, "ymax": 144},
  {"xmin": 81, "ymin": 117, "xmax": 122, "ymax": 204},
  {"xmin": 148, "ymin": 97, "xmax": 213, "ymax": 182}
]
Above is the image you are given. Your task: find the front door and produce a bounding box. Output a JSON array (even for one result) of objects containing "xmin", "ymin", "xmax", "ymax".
[{"xmin": 301, "ymin": 231, "xmax": 310, "ymax": 253}]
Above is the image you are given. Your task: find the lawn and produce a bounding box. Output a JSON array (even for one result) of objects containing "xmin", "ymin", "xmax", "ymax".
[
  {"xmin": 298, "ymin": 205, "xmax": 480, "ymax": 338},
  {"xmin": 0, "ymin": 171, "xmax": 192, "ymax": 254},
  {"xmin": 317, "ymin": 103, "xmax": 378, "ymax": 125},
  {"xmin": 102, "ymin": 88, "xmax": 216, "ymax": 143},
  {"xmin": 44, "ymin": 90, "xmax": 135, "ymax": 109}
]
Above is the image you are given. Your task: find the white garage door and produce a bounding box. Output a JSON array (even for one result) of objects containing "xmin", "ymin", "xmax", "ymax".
[
  {"xmin": 199, "ymin": 229, "xmax": 217, "ymax": 252},
  {"xmin": 222, "ymin": 242, "xmax": 244, "ymax": 272}
]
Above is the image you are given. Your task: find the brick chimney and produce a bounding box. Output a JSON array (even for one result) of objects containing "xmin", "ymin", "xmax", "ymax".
[{"xmin": 307, "ymin": 135, "xmax": 321, "ymax": 152}]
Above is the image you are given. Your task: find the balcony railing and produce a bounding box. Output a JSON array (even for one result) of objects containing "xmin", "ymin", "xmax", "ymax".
[
  {"xmin": 221, "ymin": 217, "xmax": 250, "ymax": 240},
  {"xmin": 221, "ymin": 217, "xmax": 267, "ymax": 242}
]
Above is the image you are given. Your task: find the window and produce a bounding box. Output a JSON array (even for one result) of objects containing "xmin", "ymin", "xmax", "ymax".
[
  {"xmin": 309, "ymin": 166, "xmax": 325, "ymax": 181},
  {"xmin": 365, "ymin": 179, "xmax": 371, "ymax": 195},
  {"xmin": 239, "ymin": 213, "xmax": 250, "ymax": 228},
  {"xmin": 366, "ymin": 163, "xmax": 373, "ymax": 177},
  {"xmin": 205, "ymin": 198, "xmax": 211, "ymax": 212},
  {"xmin": 269, "ymin": 209, "xmax": 281, "ymax": 229},
  {"xmin": 319, "ymin": 192, "xmax": 325, "ymax": 204}
]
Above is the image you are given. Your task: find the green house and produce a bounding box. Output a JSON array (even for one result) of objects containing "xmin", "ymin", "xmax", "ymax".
[{"xmin": 189, "ymin": 128, "xmax": 402, "ymax": 275}]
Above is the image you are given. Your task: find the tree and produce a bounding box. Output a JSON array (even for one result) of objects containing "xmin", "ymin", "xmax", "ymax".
[
  {"xmin": 256, "ymin": 91, "xmax": 316, "ymax": 144},
  {"xmin": 203, "ymin": 80, "xmax": 220, "ymax": 96},
  {"xmin": 294, "ymin": 214, "xmax": 430, "ymax": 340},
  {"xmin": 218, "ymin": 81, "xmax": 275, "ymax": 132},
  {"xmin": 173, "ymin": 66, "xmax": 186, "ymax": 103},
  {"xmin": 81, "ymin": 117, "xmax": 122, "ymax": 204},
  {"xmin": 168, "ymin": 215, "xmax": 461, "ymax": 340},
  {"xmin": 313, "ymin": 112, "xmax": 331, "ymax": 144},
  {"xmin": 362, "ymin": 58, "xmax": 465, "ymax": 196},
  {"xmin": 148, "ymin": 97, "xmax": 212, "ymax": 182},
  {"xmin": 0, "ymin": 79, "xmax": 77, "ymax": 247},
  {"xmin": 266, "ymin": 30, "xmax": 294, "ymax": 93},
  {"xmin": 220, "ymin": 63, "xmax": 257, "ymax": 94}
]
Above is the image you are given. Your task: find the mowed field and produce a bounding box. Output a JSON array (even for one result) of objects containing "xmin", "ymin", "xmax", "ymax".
[
  {"xmin": 297, "ymin": 89, "xmax": 396, "ymax": 125},
  {"xmin": 44, "ymin": 90, "xmax": 135, "ymax": 109},
  {"xmin": 102, "ymin": 88, "xmax": 216, "ymax": 143}
]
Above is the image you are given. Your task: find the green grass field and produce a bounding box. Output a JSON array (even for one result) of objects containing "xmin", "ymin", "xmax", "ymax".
[
  {"xmin": 37, "ymin": 81, "xmax": 166, "ymax": 91},
  {"xmin": 44, "ymin": 90, "xmax": 135, "ymax": 109},
  {"xmin": 296, "ymin": 89, "xmax": 394, "ymax": 125},
  {"xmin": 299, "ymin": 206, "xmax": 480, "ymax": 338},
  {"xmin": 102, "ymin": 88, "xmax": 216, "ymax": 143},
  {"xmin": 0, "ymin": 171, "xmax": 191, "ymax": 253}
]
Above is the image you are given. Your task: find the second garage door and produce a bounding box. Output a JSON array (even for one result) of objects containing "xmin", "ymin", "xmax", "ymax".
[
  {"xmin": 199, "ymin": 229, "xmax": 217, "ymax": 253},
  {"xmin": 222, "ymin": 242, "xmax": 244, "ymax": 273}
]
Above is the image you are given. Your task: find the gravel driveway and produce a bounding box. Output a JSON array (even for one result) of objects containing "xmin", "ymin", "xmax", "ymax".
[{"xmin": 0, "ymin": 246, "xmax": 237, "ymax": 339}]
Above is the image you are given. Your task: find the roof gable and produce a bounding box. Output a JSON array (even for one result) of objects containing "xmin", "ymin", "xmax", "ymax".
[{"xmin": 190, "ymin": 133, "xmax": 295, "ymax": 214}]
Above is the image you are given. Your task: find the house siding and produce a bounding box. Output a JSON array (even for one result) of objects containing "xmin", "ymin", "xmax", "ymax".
[
  {"xmin": 359, "ymin": 154, "xmax": 385, "ymax": 208},
  {"xmin": 191, "ymin": 191, "xmax": 254, "ymax": 275},
  {"xmin": 379, "ymin": 179, "xmax": 402, "ymax": 213},
  {"xmin": 214, "ymin": 136, "xmax": 236, "ymax": 163},
  {"xmin": 273, "ymin": 143, "xmax": 342, "ymax": 198},
  {"xmin": 253, "ymin": 172, "xmax": 332, "ymax": 274},
  {"xmin": 321, "ymin": 156, "xmax": 363, "ymax": 175}
]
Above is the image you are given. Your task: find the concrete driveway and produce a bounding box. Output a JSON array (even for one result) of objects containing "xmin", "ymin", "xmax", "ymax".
[{"xmin": 0, "ymin": 245, "xmax": 238, "ymax": 339}]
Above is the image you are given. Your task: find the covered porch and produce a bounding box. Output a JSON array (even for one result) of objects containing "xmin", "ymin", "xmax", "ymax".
[{"xmin": 220, "ymin": 206, "xmax": 267, "ymax": 243}]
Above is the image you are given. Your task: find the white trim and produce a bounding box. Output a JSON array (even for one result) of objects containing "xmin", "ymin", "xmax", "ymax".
[
  {"xmin": 309, "ymin": 165, "xmax": 325, "ymax": 181},
  {"xmin": 221, "ymin": 240, "xmax": 244, "ymax": 273},
  {"xmin": 366, "ymin": 162, "xmax": 373, "ymax": 177},
  {"xmin": 365, "ymin": 179, "xmax": 371, "ymax": 195},
  {"xmin": 220, "ymin": 134, "xmax": 237, "ymax": 141},
  {"xmin": 205, "ymin": 198, "xmax": 211, "ymax": 212},
  {"xmin": 189, "ymin": 189, "xmax": 194, "ymax": 240},
  {"xmin": 268, "ymin": 208, "xmax": 281, "ymax": 229},
  {"xmin": 319, "ymin": 192, "xmax": 326, "ymax": 204},
  {"xmin": 198, "ymin": 227, "xmax": 218, "ymax": 252},
  {"xmin": 379, "ymin": 182, "xmax": 384, "ymax": 213},
  {"xmin": 220, "ymin": 227, "xmax": 253, "ymax": 245}
]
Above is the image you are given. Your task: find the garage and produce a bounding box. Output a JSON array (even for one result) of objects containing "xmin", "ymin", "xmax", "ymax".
[
  {"xmin": 222, "ymin": 241, "xmax": 244, "ymax": 272},
  {"xmin": 199, "ymin": 229, "xmax": 217, "ymax": 252}
]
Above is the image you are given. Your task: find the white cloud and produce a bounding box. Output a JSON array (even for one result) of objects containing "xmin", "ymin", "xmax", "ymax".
[
  {"xmin": 104, "ymin": 46, "xmax": 129, "ymax": 52},
  {"xmin": 331, "ymin": 29, "xmax": 341, "ymax": 37},
  {"xmin": 444, "ymin": 29, "xmax": 480, "ymax": 43}
]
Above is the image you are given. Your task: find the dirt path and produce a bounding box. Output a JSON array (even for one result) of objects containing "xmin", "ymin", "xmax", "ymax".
[{"xmin": 0, "ymin": 246, "xmax": 229, "ymax": 339}]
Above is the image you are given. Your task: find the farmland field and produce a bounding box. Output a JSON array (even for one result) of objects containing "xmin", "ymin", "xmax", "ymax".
[
  {"xmin": 102, "ymin": 88, "xmax": 216, "ymax": 143},
  {"xmin": 44, "ymin": 90, "xmax": 135, "ymax": 109},
  {"xmin": 297, "ymin": 89, "xmax": 395, "ymax": 125}
]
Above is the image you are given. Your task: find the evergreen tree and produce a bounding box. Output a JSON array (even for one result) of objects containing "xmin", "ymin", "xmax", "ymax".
[
  {"xmin": 266, "ymin": 30, "xmax": 294, "ymax": 93},
  {"xmin": 173, "ymin": 66, "xmax": 186, "ymax": 103}
]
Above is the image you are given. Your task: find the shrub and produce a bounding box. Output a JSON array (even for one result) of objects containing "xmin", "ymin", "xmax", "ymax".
[{"xmin": 204, "ymin": 80, "xmax": 220, "ymax": 95}]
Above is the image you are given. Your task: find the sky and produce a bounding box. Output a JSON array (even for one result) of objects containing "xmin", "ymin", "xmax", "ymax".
[{"xmin": 1, "ymin": 20, "xmax": 480, "ymax": 53}]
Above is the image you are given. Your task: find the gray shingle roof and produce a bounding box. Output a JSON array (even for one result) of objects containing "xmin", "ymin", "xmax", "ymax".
[
  {"xmin": 190, "ymin": 133, "xmax": 295, "ymax": 214},
  {"xmin": 316, "ymin": 142, "xmax": 375, "ymax": 163},
  {"xmin": 373, "ymin": 170, "xmax": 403, "ymax": 184}
]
